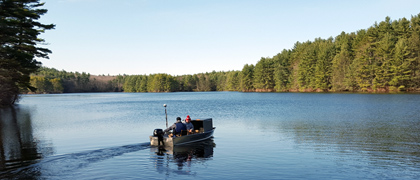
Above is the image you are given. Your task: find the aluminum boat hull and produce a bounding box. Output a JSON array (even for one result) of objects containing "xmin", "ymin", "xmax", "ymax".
[{"xmin": 150, "ymin": 127, "xmax": 215, "ymax": 146}]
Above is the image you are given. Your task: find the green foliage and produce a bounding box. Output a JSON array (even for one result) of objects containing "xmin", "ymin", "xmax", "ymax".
[
  {"xmin": 241, "ymin": 14, "xmax": 420, "ymax": 93},
  {"xmin": 240, "ymin": 64, "xmax": 255, "ymax": 91},
  {"xmin": 29, "ymin": 76, "xmax": 63, "ymax": 93},
  {"xmin": 120, "ymin": 71, "xmax": 246, "ymax": 93},
  {"xmin": 197, "ymin": 73, "xmax": 212, "ymax": 91},
  {"xmin": 389, "ymin": 38, "xmax": 414, "ymax": 88},
  {"xmin": 19, "ymin": 13, "xmax": 420, "ymax": 95},
  {"xmin": 151, "ymin": 74, "xmax": 178, "ymax": 92},
  {"xmin": 332, "ymin": 32, "xmax": 353, "ymax": 91},
  {"xmin": 30, "ymin": 67, "xmax": 121, "ymax": 93},
  {"xmin": 226, "ymin": 71, "xmax": 240, "ymax": 91},
  {"xmin": 297, "ymin": 41, "xmax": 318, "ymax": 90},
  {"xmin": 0, "ymin": 0, "xmax": 54, "ymax": 106},
  {"xmin": 254, "ymin": 57, "xmax": 275, "ymax": 90},
  {"xmin": 179, "ymin": 75, "xmax": 197, "ymax": 91},
  {"xmin": 273, "ymin": 49, "xmax": 291, "ymax": 91},
  {"xmin": 314, "ymin": 39, "xmax": 335, "ymax": 90}
]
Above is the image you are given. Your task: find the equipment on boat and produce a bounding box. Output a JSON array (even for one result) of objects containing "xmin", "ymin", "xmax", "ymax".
[
  {"xmin": 153, "ymin": 128, "xmax": 165, "ymax": 146},
  {"xmin": 164, "ymin": 104, "xmax": 168, "ymax": 128},
  {"xmin": 153, "ymin": 129, "xmax": 163, "ymax": 136},
  {"xmin": 150, "ymin": 118, "xmax": 215, "ymax": 146},
  {"xmin": 150, "ymin": 104, "xmax": 215, "ymax": 146}
]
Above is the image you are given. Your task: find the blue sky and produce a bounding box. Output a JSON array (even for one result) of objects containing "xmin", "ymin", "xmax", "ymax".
[{"xmin": 38, "ymin": 0, "xmax": 420, "ymax": 76}]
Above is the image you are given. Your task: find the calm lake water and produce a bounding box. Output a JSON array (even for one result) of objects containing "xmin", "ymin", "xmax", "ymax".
[{"xmin": 1, "ymin": 92, "xmax": 420, "ymax": 179}]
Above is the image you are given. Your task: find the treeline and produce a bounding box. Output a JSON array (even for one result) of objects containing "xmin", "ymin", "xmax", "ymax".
[
  {"xmin": 29, "ymin": 68, "xmax": 243, "ymax": 93},
  {"xmin": 260, "ymin": 15, "xmax": 420, "ymax": 92},
  {"xmin": 31, "ymin": 14, "xmax": 420, "ymax": 93},
  {"xmin": 28, "ymin": 67, "xmax": 123, "ymax": 93},
  {"xmin": 122, "ymin": 71, "xmax": 241, "ymax": 92},
  {"xmin": 123, "ymin": 15, "xmax": 420, "ymax": 93}
]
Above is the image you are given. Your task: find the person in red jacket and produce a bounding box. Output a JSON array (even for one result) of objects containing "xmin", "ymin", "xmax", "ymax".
[{"xmin": 184, "ymin": 115, "xmax": 194, "ymax": 133}]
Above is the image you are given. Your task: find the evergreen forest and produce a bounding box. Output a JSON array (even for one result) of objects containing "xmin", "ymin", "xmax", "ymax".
[{"xmin": 30, "ymin": 14, "xmax": 420, "ymax": 93}]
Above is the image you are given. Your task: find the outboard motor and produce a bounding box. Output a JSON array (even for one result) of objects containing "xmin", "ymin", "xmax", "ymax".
[
  {"xmin": 153, "ymin": 129, "xmax": 163, "ymax": 137},
  {"xmin": 153, "ymin": 129, "xmax": 164, "ymax": 146}
]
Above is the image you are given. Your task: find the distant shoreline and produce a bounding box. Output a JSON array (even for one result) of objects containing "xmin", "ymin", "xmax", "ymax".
[
  {"xmin": 29, "ymin": 14, "xmax": 420, "ymax": 95},
  {"xmin": 24, "ymin": 88, "xmax": 420, "ymax": 95}
]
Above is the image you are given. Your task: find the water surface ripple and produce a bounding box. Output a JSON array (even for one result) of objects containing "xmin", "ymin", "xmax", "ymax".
[{"xmin": 0, "ymin": 92, "xmax": 419, "ymax": 179}]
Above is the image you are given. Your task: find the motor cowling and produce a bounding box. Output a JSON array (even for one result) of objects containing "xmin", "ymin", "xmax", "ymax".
[{"xmin": 153, "ymin": 129, "xmax": 163, "ymax": 137}]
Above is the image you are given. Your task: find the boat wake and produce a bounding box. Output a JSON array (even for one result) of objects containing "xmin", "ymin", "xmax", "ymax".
[{"xmin": 0, "ymin": 142, "xmax": 151, "ymax": 179}]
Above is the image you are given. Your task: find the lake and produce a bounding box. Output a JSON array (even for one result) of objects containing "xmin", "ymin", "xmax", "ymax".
[{"xmin": 1, "ymin": 92, "xmax": 420, "ymax": 179}]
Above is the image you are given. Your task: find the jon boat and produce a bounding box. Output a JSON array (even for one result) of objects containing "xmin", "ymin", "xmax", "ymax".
[{"xmin": 150, "ymin": 118, "xmax": 215, "ymax": 146}]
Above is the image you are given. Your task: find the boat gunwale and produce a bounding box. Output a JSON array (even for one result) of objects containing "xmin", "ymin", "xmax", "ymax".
[
  {"xmin": 150, "ymin": 127, "xmax": 215, "ymax": 146},
  {"xmin": 172, "ymin": 128, "xmax": 215, "ymax": 145}
]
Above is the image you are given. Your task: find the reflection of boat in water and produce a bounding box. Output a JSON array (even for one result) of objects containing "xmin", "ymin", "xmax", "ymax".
[
  {"xmin": 164, "ymin": 138, "xmax": 215, "ymax": 158},
  {"xmin": 151, "ymin": 138, "xmax": 215, "ymax": 174},
  {"xmin": 150, "ymin": 118, "xmax": 215, "ymax": 146}
]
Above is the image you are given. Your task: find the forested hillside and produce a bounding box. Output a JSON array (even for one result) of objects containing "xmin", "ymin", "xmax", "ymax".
[
  {"xmin": 245, "ymin": 15, "xmax": 420, "ymax": 92},
  {"xmin": 28, "ymin": 67, "xmax": 123, "ymax": 93},
  {"xmin": 123, "ymin": 14, "xmax": 420, "ymax": 93},
  {"xmin": 30, "ymin": 14, "xmax": 420, "ymax": 93}
]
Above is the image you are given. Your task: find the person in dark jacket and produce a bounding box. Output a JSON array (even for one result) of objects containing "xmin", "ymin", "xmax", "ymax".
[{"xmin": 164, "ymin": 117, "xmax": 187, "ymax": 136}]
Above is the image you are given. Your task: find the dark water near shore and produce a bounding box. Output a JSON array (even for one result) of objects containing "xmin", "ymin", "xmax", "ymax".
[{"xmin": 1, "ymin": 92, "xmax": 420, "ymax": 179}]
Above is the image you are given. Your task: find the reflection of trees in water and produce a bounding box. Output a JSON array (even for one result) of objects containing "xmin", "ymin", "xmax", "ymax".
[
  {"xmin": 151, "ymin": 139, "xmax": 215, "ymax": 176},
  {"xmin": 268, "ymin": 119, "xmax": 420, "ymax": 165},
  {"xmin": 0, "ymin": 107, "xmax": 53, "ymax": 178}
]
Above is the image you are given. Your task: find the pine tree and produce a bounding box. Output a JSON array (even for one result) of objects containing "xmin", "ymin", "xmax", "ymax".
[
  {"xmin": 373, "ymin": 32, "xmax": 396, "ymax": 90},
  {"xmin": 223, "ymin": 71, "xmax": 235, "ymax": 91},
  {"xmin": 254, "ymin": 57, "xmax": 275, "ymax": 91},
  {"xmin": 240, "ymin": 64, "xmax": 254, "ymax": 91},
  {"xmin": 332, "ymin": 32, "xmax": 353, "ymax": 91},
  {"xmin": 0, "ymin": 0, "xmax": 54, "ymax": 106},
  {"xmin": 297, "ymin": 42, "xmax": 317, "ymax": 90},
  {"xmin": 389, "ymin": 38, "xmax": 414, "ymax": 90},
  {"xmin": 314, "ymin": 39, "xmax": 335, "ymax": 91},
  {"xmin": 408, "ymin": 14, "xmax": 420, "ymax": 89},
  {"xmin": 273, "ymin": 49, "xmax": 291, "ymax": 92}
]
